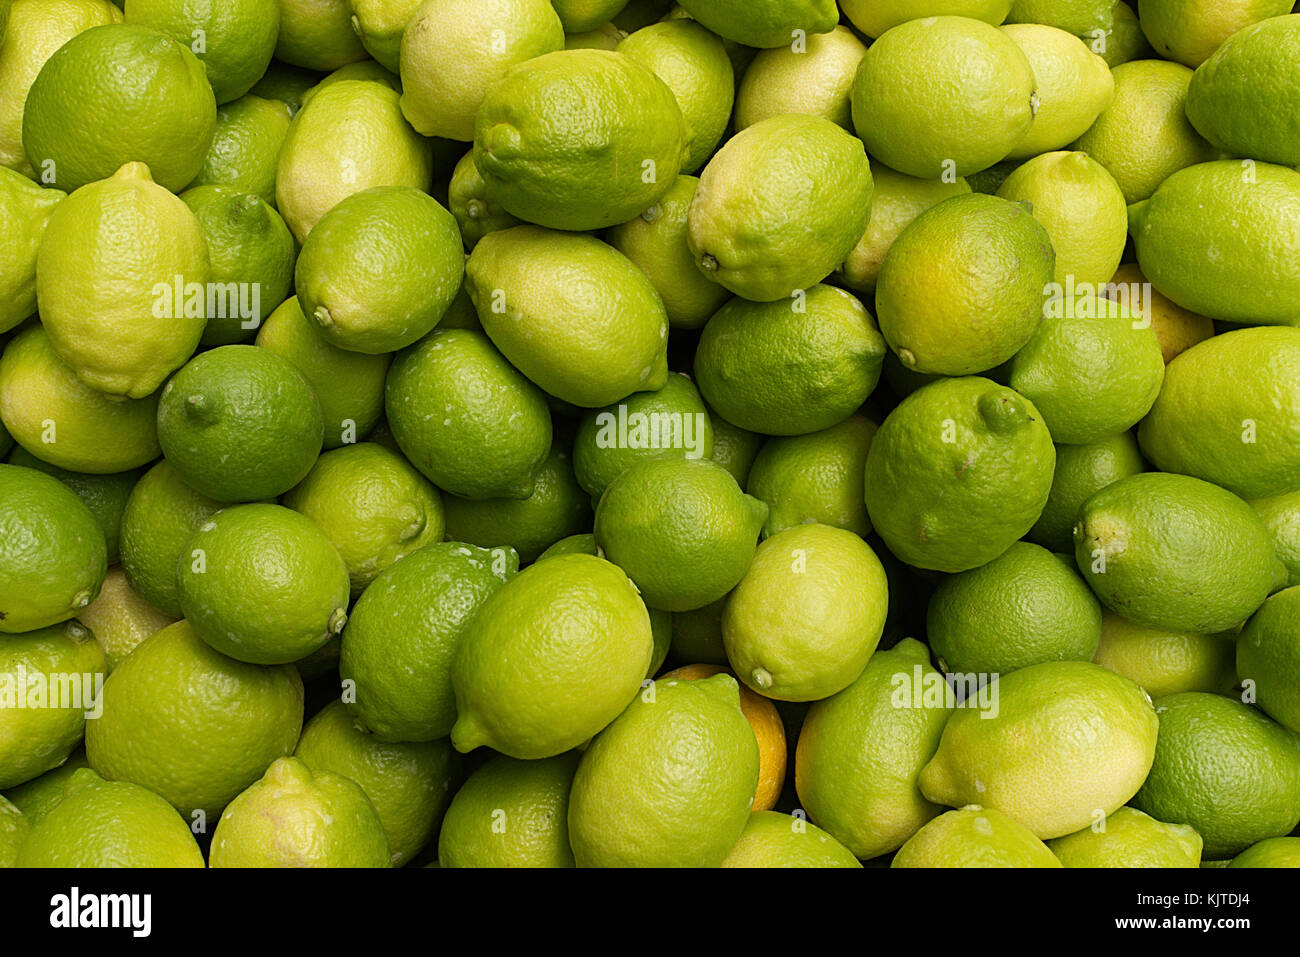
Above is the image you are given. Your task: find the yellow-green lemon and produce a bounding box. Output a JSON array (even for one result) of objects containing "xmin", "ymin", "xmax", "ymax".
[
  {"xmin": 1237, "ymin": 586, "xmax": 1300, "ymax": 734},
  {"xmin": 850, "ymin": 16, "xmax": 1037, "ymax": 178},
  {"xmin": 464, "ymin": 225, "xmax": 669, "ymax": 407},
  {"xmin": 673, "ymin": 0, "xmax": 837, "ymax": 49},
  {"xmin": 723, "ymin": 523, "xmax": 888, "ymax": 701},
  {"xmin": 35, "ymin": 162, "xmax": 210, "ymax": 399},
  {"xmin": 275, "ymin": 0, "xmax": 367, "ymax": 71},
  {"xmin": 23, "ymin": 24, "xmax": 215, "ymax": 193},
  {"xmin": 687, "ymin": 113, "xmax": 873, "ymax": 302},
  {"xmin": 875, "ymin": 193, "xmax": 1054, "ymax": 375},
  {"xmin": 85, "ymin": 619, "xmax": 303, "ymax": 821},
  {"xmin": 892, "ymin": 805, "xmax": 1061, "ymax": 868},
  {"xmin": 1253, "ymin": 489, "xmax": 1300, "ymax": 587},
  {"xmin": 567, "ymin": 674, "xmax": 758, "ymax": 866},
  {"xmin": 472, "ymin": 49, "xmax": 685, "ymax": 231},
  {"xmin": 0, "ymin": 166, "xmax": 62, "ymax": 333},
  {"xmin": 1027, "ymin": 432, "xmax": 1147, "ymax": 552},
  {"xmin": 77, "ymin": 565, "xmax": 176, "ymax": 671},
  {"xmin": 341, "ymin": 541, "xmax": 517, "ymax": 742},
  {"xmin": 0, "ymin": 465, "xmax": 106, "ymax": 633},
  {"xmin": 1002, "ymin": 24, "xmax": 1113, "ymax": 159},
  {"xmin": 721, "ymin": 811, "xmax": 862, "ymax": 868},
  {"xmin": 594, "ymin": 457, "xmax": 767, "ymax": 612},
  {"xmin": 451, "ymin": 553, "xmax": 653, "ymax": 758},
  {"xmin": 919, "ymin": 661, "xmax": 1158, "ymax": 839},
  {"xmin": 863, "ymin": 377, "xmax": 1056, "ymax": 572},
  {"xmin": 1093, "ymin": 610, "xmax": 1238, "ymax": 699},
  {"xmin": 447, "ymin": 148, "xmax": 520, "ymax": 250},
  {"xmin": 1047, "ymin": 806, "xmax": 1203, "ymax": 868},
  {"xmin": 190, "ymin": 94, "xmax": 293, "ymax": 206},
  {"xmin": 694, "ymin": 285, "xmax": 886, "ymax": 437},
  {"xmin": 1138, "ymin": 0, "xmax": 1293, "ymax": 68},
  {"xmin": 384, "ymin": 327, "xmax": 552, "ymax": 500},
  {"xmin": 1074, "ymin": 472, "xmax": 1283, "ymax": 633}
]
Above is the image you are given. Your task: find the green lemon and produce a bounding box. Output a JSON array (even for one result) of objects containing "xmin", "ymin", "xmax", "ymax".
[
  {"xmin": 464, "ymin": 226, "xmax": 669, "ymax": 407},
  {"xmin": 564, "ymin": 22, "xmax": 624, "ymax": 50},
  {"xmin": 249, "ymin": 60, "xmax": 320, "ymax": 114},
  {"xmin": 210, "ymin": 756, "xmax": 389, "ymax": 867},
  {"xmin": 536, "ymin": 533, "xmax": 597, "ymax": 561},
  {"xmin": 304, "ymin": 60, "xmax": 403, "ymax": 102},
  {"xmin": 190, "ymin": 94, "xmax": 293, "ymax": 206},
  {"xmin": 864, "ymin": 377, "xmax": 1056, "ymax": 573},
  {"xmin": 674, "ymin": 0, "xmax": 837, "ymax": 48},
  {"xmin": 0, "ymin": 464, "xmax": 106, "ymax": 633},
  {"xmin": 1229, "ymin": 837, "xmax": 1300, "ymax": 868},
  {"xmin": 342, "ymin": 541, "xmax": 517, "ymax": 742},
  {"xmin": 1006, "ymin": 0, "xmax": 1112, "ymax": 34},
  {"xmin": 2, "ymin": 750, "xmax": 89, "ymax": 822},
  {"xmin": 255, "ymin": 297, "xmax": 390, "ymax": 451},
  {"xmin": 181, "ymin": 184, "xmax": 295, "ymax": 346},
  {"xmin": 0, "ymin": 324, "xmax": 159, "ymax": 473},
  {"xmin": 6, "ymin": 448, "xmax": 141, "ymax": 566},
  {"xmin": 1129, "ymin": 161, "xmax": 1300, "ymax": 325},
  {"xmin": 1185, "ymin": 15, "xmax": 1300, "ymax": 165},
  {"xmin": 124, "ymin": 0, "xmax": 279, "ymax": 104},
  {"xmin": 451, "ymin": 553, "xmax": 653, "ymax": 758},
  {"xmin": 36, "ymin": 162, "xmax": 210, "ymax": 399},
  {"xmin": 892, "ymin": 805, "xmax": 1062, "ymax": 868},
  {"xmin": 85, "ymin": 619, "xmax": 303, "ymax": 821},
  {"xmin": 275, "ymin": 0, "xmax": 366, "ymax": 70},
  {"xmin": 723, "ymin": 524, "xmax": 888, "ymax": 701},
  {"xmin": 708, "ymin": 412, "xmax": 762, "ymax": 487},
  {"xmin": 0, "ymin": 166, "xmax": 61, "ymax": 334},
  {"xmin": 840, "ymin": 1, "xmax": 1013, "ymax": 37},
  {"xmin": 1027, "ymin": 432, "xmax": 1147, "ymax": 552},
  {"xmin": 594, "ymin": 457, "xmax": 767, "ymax": 612},
  {"xmin": 851, "ymin": 16, "xmax": 1036, "ymax": 179},
  {"xmin": 746, "ymin": 416, "xmax": 877, "ymax": 539},
  {"xmin": 118, "ymin": 460, "xmax": 231, "ymax": 617},
  {"xmin": 1138, "ymin": 328, "xmax": 1300, "ymax": 500},
  {"xmin": 0, "ymin": 0, "xmax": 123, "ymax": 177},
  {"xmin": 687, "ymin": 113, "xmax": 873, "ymax": 302},
  {"xmin": 1048, "ymin": 806, "xmax": 1203, "ymax": 868},
  {"xmin": 568, "ymin": 673, "xmax": 758, "ymax": 867},
  {"xmin": 15, "ymin": 768, "xmax": 203, "ymax": 867},
  {"xmin": 1096, "ymin": 2, "xmax": 1152, "ymax": 67},
  {"xmin": 606, "ymin": 175, "xmax": 730, "ymax": 330},
  {"xmin": 296, "ymin": 187, "xmax": 464, "ymax": 354},
  {"xmin": 23, "ymin": 24, "xmax": 214, "ymax": 192},
  {"xmin": 1072, "ymin": 60, "xmax": 1215, "ymax": 204},
  {"xmin": 156, "ymin": 344, "xmax": 325, "ymax": 501},
  {"xmin": 837, "ymin": 164, "xmax": 970, "ymax": 296},
  {"xmin": 573, "ymin": 372, "xmax": 713, "ymax": 501},
  {"xmin": 1253, "ymin": 490, "xmax": 1300, "ymax": 586},
  {"xmin": 1008, "ymin": 297, "xmax": 1164, "ymax": 445},
  {"xmin": 1074, "ymin": 472, "xmax": 1283, "ymax": 633},
  {"xmin": 295, "ymin": 699, "xmax": 458, "ymax": 866},
  {"xmin": 444, "ymin": 447, "xmax": 591, "ymax": 563},
  {"xmin": 177, "ymin": 503, "xmax": 350, "ymax": 664},
  {"xmin": 472, "ymin": 48, "xmax": 685, "ymax": 231},
  {"xmin": 347, "ymin": 0, "xmax": 422, "ymax": 71},
  {"xmin": 398, "ymin": 0, "xmax": 564, "ymax": 141},
  {"xmin": 1093, "ymin": 610, "xmax": 1237, "ymax": 699},
  {"xmin": 385, "ymin": 327, "xmax": 552, "ymax": 500},
  {"xmin": 875, "ymin": 194, "xmax": 1054, "ymax": 376},
  {"xmin": 438, "ymin": 751, "xmax": 580, "ymax": 868},
  {"xmin": 552, "ymin": 0, "xmax": 628, "ymax": 31},
  {"xmin": 1237, "ymin": 586, "xmax": 1300, "ymax": 733},
  {"xmin": 447, "ymin": 148, "xmax": 520, "ymax": 250},
  {"xmin": 920, "ymin": 661, "xmax": 1158, "ymax": 839},
  {"xmin": 0, "ymin": 621, "xmax": 104, "ymax": 788},
  {"xmin": 276, "ymin": 79, "xmax": 433, "ymax": 242},
  {"xmin": 720, "ymin": 811, "xmax": 862, "ymax": 868},
  {"xmin": 999, "ymin": 152, "xmax": 1127, "ymax": 287},
  {"xmin": 0, "ymin": 795, "xmax": 26, "ymax": 867},
  {"xmin": 1138, "ymin": 0, "xmax": 1293, "ymax": 68},
  {"xmin": 1002, "ymin": 24, "xmax": 1113, "ymax": 159},
  {"xmin": 284, "ymin": 443, "xmax": 445, "ymax": 596},
  {"xmin": 618, "ymin": 19, "xmax": 733, "ymax": 172},
  {"xmin": 78, "ymin": 566, "xmax": 175, "ymax": 670},
  {"xmin": 794, "ymin": 638, "xmax": 950, "ymax": 860},
  {"xmin": 1132, "ymin": 692, "xmax": 1300, "ymax": 858},
  {"xmin": 694, "ymin": 286, "xmax": 886, "ymax": 437},
  {"xmin": 928, "ymin": 542, "xmax": 1102, "ymax": 675},
  {"xmin": 735, "ymin": 26, "xmax": 865, "ymax": 132}
]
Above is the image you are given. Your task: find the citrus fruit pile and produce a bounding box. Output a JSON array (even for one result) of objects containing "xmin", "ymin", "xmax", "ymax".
[{"xmin": 2, "ymin": 0, "xmax": 1300, "ymax": 871}]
